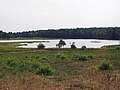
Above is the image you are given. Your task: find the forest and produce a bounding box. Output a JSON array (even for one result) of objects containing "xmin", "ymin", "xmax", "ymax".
[{"xmin": 0, "ymin": 27, "xmax": 120, "ymax": 40}]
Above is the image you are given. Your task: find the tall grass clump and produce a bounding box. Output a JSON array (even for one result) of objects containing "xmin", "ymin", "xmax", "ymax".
[
  {"xmin": 97, "ymin": 60, "xmax": 113, "ymax": 71},
  {"xmin": 78, "ymin": 56, "xmax": 88, "ymax": 61},
  {"xmin": 36, "ymin": 66, "xmax": 54, "ymax": 75},
  {"xmin": 37, "ymin": 43, "xmax": 45, "ymax": 49}
]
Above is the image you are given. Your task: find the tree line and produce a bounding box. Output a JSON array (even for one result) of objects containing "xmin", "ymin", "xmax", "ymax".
[{"xmin": 0, "ymin": 27, "xmax": 120, "ymax": 40}]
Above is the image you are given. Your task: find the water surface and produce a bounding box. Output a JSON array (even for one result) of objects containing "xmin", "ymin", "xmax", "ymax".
[{"xmin": 0, "ymin": 39, "xmax": 119, "ymax": 48}]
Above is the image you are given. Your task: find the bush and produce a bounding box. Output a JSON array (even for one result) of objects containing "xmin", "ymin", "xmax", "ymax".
[
  {"xmin": 71, "ymin": 42, "xmax": 77, "ymax": 49},
  {"xmin": 87, "ymin": 55, "xmax": 94, "ymax": 59},
  {"xmin": 37, "ymin": 43, "xmax": 45, "ymax": 49},
  {"xmin": 36, "ymin": 66, "xmax": 54, "ymax": 75},
  {"xmin": 56, "ymin": 53, "xmax": 66, "ymax": 59},
  {"xmin": 81, "ymin": 45, "xmax": 87, "ymax": 50},
  {"xmin": 31, "ymin": 63, "xmax": 41, "ymax": 69},
  {"xmin": 78, "ymin": 56, "xmax": 88, "ymax": 61},
  {"xmin": 60, "ymin": 56, "xmax": 66, "ymax": 59},
  {"xmin": 6, "ymin": 60, "xmax": 18, "ymax": 67},
  {"xmin": 115, "ymin": 46, "xmax": 120, "ymax": 50},
  {"xmin": 56, "ymin": 53, "xmax": 62, "ymax": 58},
  {"xmin": 42, "ymin": 57, "xmax": 47, "ymax": 60},
  {"xmin": 35, "ymin": 56, "xmax": 39, "ymax": 59},
  {"xmin": 97, "ymin": 60, "xmax": 113, "ymax": 71}
]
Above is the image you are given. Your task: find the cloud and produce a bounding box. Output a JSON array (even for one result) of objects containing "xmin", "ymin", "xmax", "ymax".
[{"xmin": 0, "ymin": 0, "xmax": 120, "ymax": 32}]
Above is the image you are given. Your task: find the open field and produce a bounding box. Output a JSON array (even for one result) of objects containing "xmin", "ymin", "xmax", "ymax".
[{"xmin": 0, "ymin": 42, "xmax": 120, "ymax": 90}]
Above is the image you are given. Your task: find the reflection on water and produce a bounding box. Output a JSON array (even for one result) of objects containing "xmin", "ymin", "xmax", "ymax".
[{"xmin": 0, "ymin": 39, "xmax": 119, "ymax": 48}]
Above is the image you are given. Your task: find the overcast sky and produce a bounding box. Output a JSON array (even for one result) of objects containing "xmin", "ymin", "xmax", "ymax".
[{"xmin": 0, "ymin": 0, "xmax": 120, "ymax": 32}]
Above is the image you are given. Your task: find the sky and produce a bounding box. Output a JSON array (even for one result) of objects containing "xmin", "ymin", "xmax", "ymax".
[{"xmin": 0, "ymin": 0, "xmax": 120, "ymax": 32}]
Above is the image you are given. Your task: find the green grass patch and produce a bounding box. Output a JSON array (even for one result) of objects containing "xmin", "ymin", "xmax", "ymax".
[
  {"xmin": 97, "ymin": 60, "xmax": 113, "ymax": 71},
  {"xmin": 0, "ymin": 59, "xmax": 54, "ymax": 76}
]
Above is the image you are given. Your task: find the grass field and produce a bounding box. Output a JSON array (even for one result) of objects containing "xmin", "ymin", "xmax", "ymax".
[{"xmin": 0, "ymin": 42, "xmax": 120, "ymax": 90}]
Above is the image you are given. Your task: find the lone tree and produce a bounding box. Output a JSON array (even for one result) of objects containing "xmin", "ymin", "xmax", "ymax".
[{"xmin": 56, "ymin": 39, "xmax": 66, "ymax": 48}]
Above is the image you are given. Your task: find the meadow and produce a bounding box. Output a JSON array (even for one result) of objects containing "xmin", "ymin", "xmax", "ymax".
[{"xmin": 0, "ymin": 42, "xmax": 120, "ymax": 90}]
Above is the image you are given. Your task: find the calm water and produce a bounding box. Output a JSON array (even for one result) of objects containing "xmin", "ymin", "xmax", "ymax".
[{"xmin": 0, "ymin": 39, "xmax": 119, "ymax": 48}]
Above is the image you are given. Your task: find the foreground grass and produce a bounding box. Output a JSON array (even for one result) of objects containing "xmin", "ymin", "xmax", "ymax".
[{"xmin": 0, "ymin": 42, "xmax": 120, "ymax": 89}]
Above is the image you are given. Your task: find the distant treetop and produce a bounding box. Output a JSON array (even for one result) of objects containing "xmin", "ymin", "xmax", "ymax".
[{"xmin": 0, "ymin": 27, "xmax": 120, "ymax": 40}]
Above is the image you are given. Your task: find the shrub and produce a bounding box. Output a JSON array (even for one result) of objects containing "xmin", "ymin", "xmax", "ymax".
[
  {"xmin": 42, "ymin": 57, "xmax": 47, "ymax": 60},
  {"xmin": 81, "ymin": 45, "xmax": 87, "ymax": 50},
  {"xmin": 78, "ymin": 56, "xmax": 88, "ymax": 61},
  {"xmin": 97, "ymin": 60, "xmax": 113, "ymax": 71},
  {"xmin": 6, "ymin": 60, "xmax": 18, "ymax": 67},
  {"xmin": 71, "ymin": 42, "xmax": 77, "ymax": 49},
  {"xmin": 37, "ymin": 43, "xmax": 45, "ymax": 49},
  {"xmin": 35, "ymin": 56, "xmax": 39, "ymax": 59},
  {"xmin": 115, "ymin": 46, "xmax": 120, "ymax": 50},
  {"xmin": 56, "ymin": 53, "xmax": 62, "ymax": 58},
  {"xmin": 31, "ymin": 63, "xmax": 41, "ymax": 69},
  {"xmin": 60, "ymin": 56, "xmax": 66, "ymax": 59},
  {"xmin": 36, "ymin": 66, "xmax": 54, "ymax": 75},
  {"xmin": 56, "ymin": 53, "xmax": 66, "ymax": 59},
  {"xmin": 87, "ymin": 55, "xmax": 94, "ymax": 59}
]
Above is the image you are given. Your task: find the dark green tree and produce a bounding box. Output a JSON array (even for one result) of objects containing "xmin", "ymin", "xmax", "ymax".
[
  {"xmin": 56, "ymin": 39, "xmax": 66, "ymax": 48},
  {"xmin": 37, "ymin": 43, "xmax": 45, "ymax": 49}
]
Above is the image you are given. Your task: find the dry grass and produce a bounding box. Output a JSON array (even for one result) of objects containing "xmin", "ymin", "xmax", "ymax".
[{"xmin": 0, "ymin": 71, "xmax": 119, "ymax": 90}]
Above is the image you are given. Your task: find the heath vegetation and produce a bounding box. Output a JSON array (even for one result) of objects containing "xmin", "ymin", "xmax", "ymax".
[{"xmin": 0, "ymin": 42, "xmax": 120, "ymax": 90}]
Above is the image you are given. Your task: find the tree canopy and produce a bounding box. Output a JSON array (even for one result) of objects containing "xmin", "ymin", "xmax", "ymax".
[
  {"xmin": 0, "ymin": 27, "xmax": 120, "ymax": 40},
  {"xmin": 56, "ymin": 39, "xmax": 66, "ymax": 48}
]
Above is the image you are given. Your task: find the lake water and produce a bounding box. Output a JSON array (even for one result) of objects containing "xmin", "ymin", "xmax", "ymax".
[{"xmin": 0, "ymin": 39, "xmax": 119, "ymax": 48}]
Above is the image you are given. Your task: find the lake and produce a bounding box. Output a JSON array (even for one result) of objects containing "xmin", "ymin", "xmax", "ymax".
[{"xmin": 0, "ymin": 39, "xmax": 119, "ymax": 48}]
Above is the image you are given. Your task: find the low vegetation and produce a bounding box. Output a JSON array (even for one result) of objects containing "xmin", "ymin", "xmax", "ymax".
[
  {"xmin": 36, "ymin": 65, "xmax": 54, "ymax": 75},
  {"xmin": 97, "ymin": 60, "xmax": 113, "ymax": 71},
  {"xmin": 56, "ymin": 53, "xmax": 66, "ymax": 59},
  {"xmin": 0, "ymin": 42, "xmax": 120, "ymax": 90},
  {"xmin": 0, "ymin": 59, "xmax": 54, "ymax": 76},
  {"xmin": 78, "ymin": 55, "xmax": 88, "ymax": 61}
]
